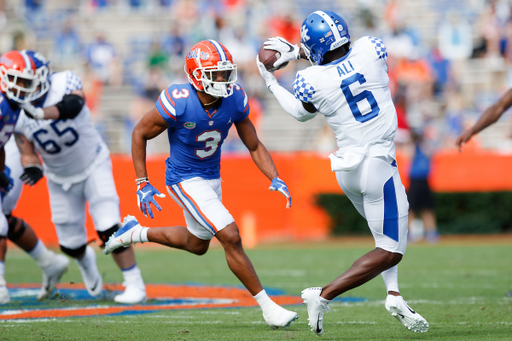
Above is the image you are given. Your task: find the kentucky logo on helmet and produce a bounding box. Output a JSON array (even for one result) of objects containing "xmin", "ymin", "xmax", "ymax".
[{"xmin": 300, "ymin": 26, "xmax": 310, "ymax": 42}]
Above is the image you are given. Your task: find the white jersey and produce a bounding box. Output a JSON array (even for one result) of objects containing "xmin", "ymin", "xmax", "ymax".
[
  {"xmin": 293, "ymin": 36, "xmax": 397, "ymax": 170},
  {"xmin": 14, "ymin": 71, "xmax": 109, "ymax": 186}
]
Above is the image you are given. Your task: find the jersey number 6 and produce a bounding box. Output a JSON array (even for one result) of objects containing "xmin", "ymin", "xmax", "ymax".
[{"xmin": 340, "ymin": 72, "xmax": 380, "ymax": 123}]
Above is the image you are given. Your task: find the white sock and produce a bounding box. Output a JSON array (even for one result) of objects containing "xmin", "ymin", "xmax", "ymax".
[
  {"xmin": 76, "ymin": 246, "xmax": 95, "ymax": 269},
  {"xmin": 121, "ymin": 264, "xmax": 144, "ymax": 287},
  {"xmin": 28, "ymin": 240, "xmax": 55, "ymax": 269},
  {"xmin": 254, "ymin": 289, "xmax": 276, "ymax": 312},
  {"xmin": 381, "ymin": 265, "xmax": 399, "ymax": 293},
  {"xmin": 130, "ymin": 227, "xmax": 149, "ymax": 244}
]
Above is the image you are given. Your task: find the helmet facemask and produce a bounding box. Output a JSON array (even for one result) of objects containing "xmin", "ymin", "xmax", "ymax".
[
  {"xmin": 29, "ymin": 64, "xmax": 50, "ymax": 102},
  {"xmin": 194, "ymin": 59, "xmax": 237, "ymax": 98},
  {"xmin": 0, "ymin": 66, "xmax": 37, "ymax": 104}
]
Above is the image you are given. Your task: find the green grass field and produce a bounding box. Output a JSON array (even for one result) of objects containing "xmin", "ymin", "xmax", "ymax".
[{"xmin": 1, "ymin": 237, "xmax": 512, "ymax": 340}]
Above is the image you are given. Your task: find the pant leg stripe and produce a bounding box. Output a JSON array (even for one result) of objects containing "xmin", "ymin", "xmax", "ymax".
[
  {"xmin": 170, "ymin": 184, "xmax": 217, "ymax": 234},
  {"xmin": 383, "ymin": 177, "xmax": 399, "ymax": 242}
]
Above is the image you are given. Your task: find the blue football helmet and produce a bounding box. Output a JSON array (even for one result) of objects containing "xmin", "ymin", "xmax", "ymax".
[
  {"xmin": 300, "ymin": 10, "xmax": 351, "ymax": 65},
  {"xmin": 23, "ymin": 50, "xmax": 50, "ymax": 101}
]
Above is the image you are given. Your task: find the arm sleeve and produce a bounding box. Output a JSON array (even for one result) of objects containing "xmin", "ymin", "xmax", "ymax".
[
  {"xmin": 155, "ymin": 88, "xmax": 178, "ymax": 127},
  {"xmin": 234, "ymin": 86, "xmax": 250, "ymax": 123},
  {"xmin": 64, "ymin": 71, "xmax": 83, "ymax": 94},
  {"xmin": 269, "ymin": 83, "xmax": 317, "ymax": 122}
]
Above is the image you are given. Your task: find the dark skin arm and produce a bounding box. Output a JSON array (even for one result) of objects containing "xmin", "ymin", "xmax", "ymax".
[
  {"xmin": 235, "ymin": 117, "xmax": 279, "ymax": 181},
  {"xmin": 131, "ymin": 108, "xmax": 169, "ymax": 178},
  {"xmin": 456, "ymin": 88, "xmax": 512, "ymax": 152}
]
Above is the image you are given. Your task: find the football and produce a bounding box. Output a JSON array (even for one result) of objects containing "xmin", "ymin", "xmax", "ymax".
[{"xmin": 258, "ymin": 45, "xmax": 289, "ymax": 71}]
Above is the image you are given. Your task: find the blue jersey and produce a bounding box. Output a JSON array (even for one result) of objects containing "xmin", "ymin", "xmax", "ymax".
[
  {"xmin": 155, "ymin": 83, "xmax": 250, "ymax": 185},
  {"xmin": 0, "ymin": 93, "xmax": 20, "ymax": 149}
]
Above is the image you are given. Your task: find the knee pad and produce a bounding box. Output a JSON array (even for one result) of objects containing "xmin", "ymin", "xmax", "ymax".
[
  {"xmin": 96, "ymin": 224, "xmax": 129, "ymax": 254},
  {"xmin": 7, "ymin": 215, "xmax": 26, "ymax": 242},
  {"xmin": 60, "ymin": 244, "xmax": 87, "ymax": 258}
]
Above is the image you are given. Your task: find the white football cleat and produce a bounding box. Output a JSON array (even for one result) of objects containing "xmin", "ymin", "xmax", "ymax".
[
  {"xmin": 301, "ymin": 287, "xmax": 330, "ymax": 335},
  {"xmin": 0, "ymin": 279, "xmax": 9, "ymax": 304},
  {"xmin": 37, "ymin": 253, "xmax": 70, "ymax": 300},
  {"xmin": 385, "ymin": 295, "xmax": 429, "ymax": 333},
  {"xmin": 263, "ymin": 304, "xmax": 298, "ymax": 330},
  {"xmin": 114, "ymin": 281, "xmax": 146, "ymax": 304},
  {"xmin": 77, "ymin": 247, "xmax": 103, "ymax": 298},
  {"xmin": 104, "ymin": 215, "xmax": 144, "ymax": 255}
]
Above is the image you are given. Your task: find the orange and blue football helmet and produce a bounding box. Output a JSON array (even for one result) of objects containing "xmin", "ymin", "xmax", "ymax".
[
  {"xmin": 184, "ymin": 40, "xmax": 237, "ymax": 98},
  {"xmin": 0, "ymin": 50, "xmax": 37, "ymax": 104}
]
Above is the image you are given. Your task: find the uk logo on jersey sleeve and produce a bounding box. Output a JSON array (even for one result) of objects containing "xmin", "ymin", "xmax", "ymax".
[
  {"xmin": 65, "ymin": 71, "xmax": 83, "ymax": 94},
  {"xmin": 368, "ymin": 37, "xmax": 388, "ymax": 61},
  {"xmin": 293, "ymin": 74, "xmax": 316, "ymax": 103}
]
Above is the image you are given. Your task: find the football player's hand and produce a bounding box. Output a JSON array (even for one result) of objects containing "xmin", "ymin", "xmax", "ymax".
[
  {"xmin": 264, "ymin": 37, "xmax": 300, "ymax": 69},
  {"xmin": 137, "ymin": 181, "xmax": 166, "ymax": 218},
  {"xmin": 455, "ymin": 130, "xmax": 473, "ymax": 153},
  {"xmin": 256, "ymin": 56, "xmax": 278, "ymax": 90},
  {"xmin": 20, "ymin": 164, "xmax": 43, "ymax": 186},
  {"xmin": 0, "ymin": 171, "xmax": 13, "ymax": 194},
  {"xmin": 20, "ymin": 102, "xmax": 45, "ymax": 120},
  {"xmin": 269, "ymin": 177, "xmax": 291, "ymax": 209}
]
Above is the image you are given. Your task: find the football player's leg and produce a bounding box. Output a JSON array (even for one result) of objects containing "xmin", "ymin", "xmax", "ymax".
[
  {"xmin": 49, "ymin": 180, "xmax": 102, "ymax": 298},
  {"xmin": 0, "ymin": 210, "xmax": 8, "ymax": 304},
  {"xmin": 85, "ymin": 159, "xmax": 146, "ymax": 304}
]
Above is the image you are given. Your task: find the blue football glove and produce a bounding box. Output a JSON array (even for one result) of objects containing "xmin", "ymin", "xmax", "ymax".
[
  {"xmin": 137, "ymin": 181, "xmax": 166, "ymax": 218},
  {"xmin": 269, "ymin": 177, "xmax": 291, "ymax": 209}
]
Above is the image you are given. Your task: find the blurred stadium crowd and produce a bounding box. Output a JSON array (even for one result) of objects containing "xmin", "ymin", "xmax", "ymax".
[{"xmin": 2, "ymin": 0, "xmax": 512, "ymax": 155}]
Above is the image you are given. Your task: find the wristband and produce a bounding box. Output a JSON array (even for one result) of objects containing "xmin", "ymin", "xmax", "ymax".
[{"xmin": 135, "ymin": 177, "xmax": 149, "ymax": 185}]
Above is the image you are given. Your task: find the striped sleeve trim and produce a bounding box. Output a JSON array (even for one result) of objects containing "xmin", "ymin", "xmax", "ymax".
[{"xmin": 157, "ymin": 89, "xmax": 176, "ymax": 119}]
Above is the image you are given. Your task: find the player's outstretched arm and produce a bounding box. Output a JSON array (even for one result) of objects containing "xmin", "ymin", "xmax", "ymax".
[
  {"xmin": 21, "ymin": 89, "xmax": 84, "ymax": 120},
  {"xmin": 15, "ymin": 133, "xmax": 43, "ymax": 186},
  {"xmin": 236, "ymin": 117, "xmax": 291, "ymax": 208},
  {"xmin": 456, "ymin": 88, "xmax": 512, "ymax": 152},
  {"xmin": 132, "ymin": 108, "xmax": 169, "ymax": 218},
  {"xmin": 256, "ymin": 57, "xmax": 317, "ymax": 122}
]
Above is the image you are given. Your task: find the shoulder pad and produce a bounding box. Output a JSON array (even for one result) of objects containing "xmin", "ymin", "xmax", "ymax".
[{"xmin": 365, "ymin": 36, "xmax": 388, "ymax": 61}]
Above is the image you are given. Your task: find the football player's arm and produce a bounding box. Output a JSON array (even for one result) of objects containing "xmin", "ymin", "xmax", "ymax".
[
  {"xmin": 256, "ymin": 57, "xmax": 317, "ymax": 122},
  {"xmin": 21, "ymin": 89, "xmax": 85, "ymax": 120},
  {"xmin": 236, "ymin": 117, "xmax": 291, "ymax": 208},
  {"xmin": 456, "ymin": 88, "xmax": 512, "ymax": 152},
  {"xmin": 131, "ymin": 108, "xmax": 168, "ymax": 179},
  {"xmin": 15, "ymin": 133, "xmax": 44, "ymax": 186},
  {"xmin": 132, "ymin": 108, "xmax": 169, "ymax": 218}
]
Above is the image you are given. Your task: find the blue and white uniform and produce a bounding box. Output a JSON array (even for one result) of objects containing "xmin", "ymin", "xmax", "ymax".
[
  {"xmin": 294, "ymin": 37, "xmax": 408, "ymax": 254},
  {"xmin": 14, "ymin": 71, "xmax": 119, "ymax": 249},
  {"xmin": 0, "ymin": 94, "xmax": 21, "ymax": 236},
  {"xmin": 155, "ymin": 83, "xmax": 250, "ymax": 240}
]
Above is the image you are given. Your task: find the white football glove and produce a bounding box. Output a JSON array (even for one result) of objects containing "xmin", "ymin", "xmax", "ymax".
[
  {"xmin": 256, "ymin": 56, "xmax": 278, "ymax": 91},
  {"xmin": 20, "ymin": 102, "xmax": 45, "ymax": 120},
  {"xmin": 263, "ymin": 37, "xmax": 300, "ymax": 69}
]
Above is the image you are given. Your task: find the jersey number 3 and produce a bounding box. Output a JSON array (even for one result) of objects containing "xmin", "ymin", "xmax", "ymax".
[
  {"xmin": 196, "ymin": 130, "xmax": 221, "ymax": 159},
  {"xmin": 340, "ymin": 72, "xmax": 380, "ymax": 123}
]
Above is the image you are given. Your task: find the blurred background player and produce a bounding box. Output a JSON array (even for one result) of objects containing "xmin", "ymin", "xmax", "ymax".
[
  {"xmin": 456, "ymin": 86, "xmax": 512, "ymax": 297},
  {"xmin": 257, "ymin": 10, "xmax": 428, "ymax": 335},
  {"xmin": 104, "ymin": 40, "xmax": 298, "ymax": 329},
  {"xmin": 3, "ymin": 132, "xmax": 70, "ymax": 302},
  {"xmin": 15, "ymin": 51, "xmax": 146, "ymax": 304},
  {"xmin": 0, "ymin": 51, "xmax": 36, "ymax": 303},
  {"xmin": 407, "ymin": 129, "xmax": 439, "ymax": 244}
]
